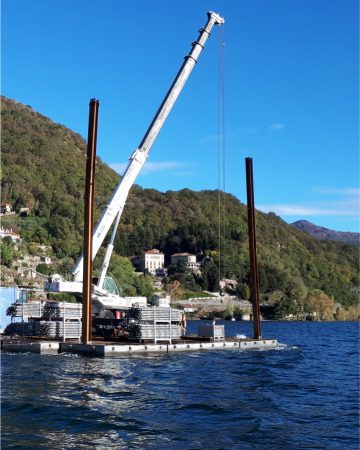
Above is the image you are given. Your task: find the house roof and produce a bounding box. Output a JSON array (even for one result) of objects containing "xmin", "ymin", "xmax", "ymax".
[
  {"xmin": 0, "ymin": 228, "xmax": 20, "ymax": 237},
  {"xmin": 171, "ymin": 252, "xmax": 194, "ymax": 257},
  {"xmin": 144, "ymin": 249, "xmax": 164, "ymax": 255}
]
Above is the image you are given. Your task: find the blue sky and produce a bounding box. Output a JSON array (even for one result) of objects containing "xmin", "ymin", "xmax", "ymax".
[{"xmin": 2, "ymin": 0, "xmax": 359, "ymax": 232}]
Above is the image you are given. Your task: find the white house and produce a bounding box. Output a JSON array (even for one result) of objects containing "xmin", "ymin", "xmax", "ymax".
[
  {"xmin": 140, "ymin": 249, "xmax": 165, "ymax": 273},
  {"xmin": 0, "ymin": 228, "xmax": 20, "ymax": 242},
  {"xmin": 171, "ymin": 252, "xmax": 199, "ymax": 269}
]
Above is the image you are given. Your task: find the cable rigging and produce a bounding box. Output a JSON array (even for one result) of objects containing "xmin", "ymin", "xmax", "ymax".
[{"xmin": 217, "ymin": 24, "xmax": 226, "ymax": 290}]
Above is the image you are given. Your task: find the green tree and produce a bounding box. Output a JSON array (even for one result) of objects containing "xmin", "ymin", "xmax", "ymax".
[
  {"xmin": 133, "ymin": 274, "xmax": 154, "ymax": 298},
  {"xmin": 0, "ymin": 238, "xmax": 15, "ymax": 267},
  {"xmin": 236, "ymin": 282, "xmax": 250, "ymax": 300},
  {"xmin": 97, "ymin": 252, "xmax": 153, "ymax": 298},
  {"xmin": 274, "ymin": 297, "xmax": 300, "ymax": 319},
  {"xmin": 36, "ymin": 263, "xmax": 54, "ymax": 276},
  {"xmin": 201, "ymin": 259, "xmax": 219, "ymax": 292}
]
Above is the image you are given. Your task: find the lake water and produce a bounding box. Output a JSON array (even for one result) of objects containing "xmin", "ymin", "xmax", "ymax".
[{"xmin": 2, "ymin": 321, "xmax": 359, "ymax": 449}]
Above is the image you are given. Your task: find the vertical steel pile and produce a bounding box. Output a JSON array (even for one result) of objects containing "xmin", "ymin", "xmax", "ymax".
[
  {"xmin": 82, "ymin": 99, "xmax": 99, "ymax": 344},
  {"xmin": 245, "ymin": 157, "xmax": 262, "ymax": 339}
]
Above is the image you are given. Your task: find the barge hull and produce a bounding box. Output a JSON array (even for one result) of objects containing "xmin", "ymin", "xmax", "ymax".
[
  {"xmin": 2, "ymin": 341, "xmax": 60, "ymax": 355},
  {"xmin": 2, "ymin": 339, "xmax": 278, "ymax": 356}
]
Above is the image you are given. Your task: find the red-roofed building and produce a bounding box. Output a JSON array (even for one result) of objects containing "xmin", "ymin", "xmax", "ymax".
[{"xmin": 140, "ymin": 249, "xmax": 165, "ymax": 273}]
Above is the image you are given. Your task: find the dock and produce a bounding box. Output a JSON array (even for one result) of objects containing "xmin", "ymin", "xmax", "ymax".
[{"xmin": 1, "ymin": 337, "xmax": 278, "ymax": 357}]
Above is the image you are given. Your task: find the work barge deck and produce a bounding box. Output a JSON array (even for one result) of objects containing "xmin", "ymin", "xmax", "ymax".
[{"xmin": 2, "ymin": 337, "xmax": 278, "ymax": 357}]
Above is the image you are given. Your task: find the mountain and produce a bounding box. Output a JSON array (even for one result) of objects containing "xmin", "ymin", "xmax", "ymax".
[
  {"xmin": 292, "ymin": 220, "xmax": 359, "ymax": 247},
  {"xmin": 1, "ymin": 97, "xmax": 359, "ymax": 316}
]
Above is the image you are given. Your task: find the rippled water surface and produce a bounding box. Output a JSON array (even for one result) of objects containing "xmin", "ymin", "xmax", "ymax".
[{"xmin": 2, "ymin": 321, "xmax": 359, "ymax": 449}]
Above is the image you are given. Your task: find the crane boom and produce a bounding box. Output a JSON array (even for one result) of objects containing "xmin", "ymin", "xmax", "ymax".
[{"xmin": 73, "ymin": 11, "xmax": 224, "ymax": 282}]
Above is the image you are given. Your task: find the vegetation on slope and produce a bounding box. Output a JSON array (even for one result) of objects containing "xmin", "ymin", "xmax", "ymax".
[
  {"xmin": 1, "ymin": 97, "xmax": 359, "ymax": 317},
  {"xmin": 1, "ymin": 96, "xmax": 119, "ymax": 257}
]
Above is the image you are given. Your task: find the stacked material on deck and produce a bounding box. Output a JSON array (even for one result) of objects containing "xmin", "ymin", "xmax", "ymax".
[
  {"xmin": 4, "ymin": 320, "xmax": 82, "ymax": 339},
  {"xmin": 42, "ymin": 302, "xmax": 82, "ymax": 319},
  {"xmin": 127, "ymin": 323, "xmax": 182, "ymax": 340},
  {"xmin": 7, "ymin": 301, "xmax": 43, "ymax": 318},
  {"xmin": 7, "ymin": 301, "xmax": 82, "ymax": 319},
  {"xmin": 128, "ymin": 306, "xmax": 182, "ymax": 322},
  {"xmin": 127, "ymin": 306, "xmax": 183, "ymax": 342},
  {"xmin": 5, "ymin": 301, "xmax": 82, "ymax": 339}
]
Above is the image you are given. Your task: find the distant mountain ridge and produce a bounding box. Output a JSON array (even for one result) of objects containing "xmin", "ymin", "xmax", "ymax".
[{"xmin": 292, "ymin": 220, "xmax": 360, "ymax": 247}]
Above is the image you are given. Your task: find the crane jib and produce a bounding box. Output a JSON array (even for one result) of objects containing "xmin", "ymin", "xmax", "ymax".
[{"xmin": 73, "ymin": 11, "xmax": 224, "ymax": 282}]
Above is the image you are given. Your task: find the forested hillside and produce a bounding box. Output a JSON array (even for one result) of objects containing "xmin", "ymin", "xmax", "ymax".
[
  {"xmin": 1, "ymin": 97, "xmax": 359, "ymax": 317},
  {"xmin": 1, "ymin": 96, "xmax": 119, "ymax": 257}
]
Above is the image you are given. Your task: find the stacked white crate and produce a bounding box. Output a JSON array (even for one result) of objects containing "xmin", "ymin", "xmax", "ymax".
[
  {"xmin": 128, "ymin": 306, "xmax": 183, "ymax": 343},
  {"xmin": 7, "ymin": 301, "xmax": 82, "ymax": 340}
]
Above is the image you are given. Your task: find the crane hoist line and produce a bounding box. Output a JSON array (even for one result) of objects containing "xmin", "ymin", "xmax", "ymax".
[{"xmin": 46, "ymin": 11, "xmax": 224, "ymax": 317}]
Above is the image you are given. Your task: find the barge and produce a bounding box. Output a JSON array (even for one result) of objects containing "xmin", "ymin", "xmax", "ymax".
[{"xmin": 1, "ymin": 336, "xmax": 278, "ymax": 357}]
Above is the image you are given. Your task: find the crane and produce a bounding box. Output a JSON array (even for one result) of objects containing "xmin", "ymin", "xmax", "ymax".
[{"xmin": 46, "ymin": 11, "xmax": 225, "ymax": 310}]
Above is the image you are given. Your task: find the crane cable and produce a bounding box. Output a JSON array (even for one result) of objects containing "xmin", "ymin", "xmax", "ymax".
[{"xmin": 217, "ymin": 25, "xmax": 226, "ymax": 288}]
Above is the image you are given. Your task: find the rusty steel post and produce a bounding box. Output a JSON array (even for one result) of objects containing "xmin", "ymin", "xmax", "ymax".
[
  {"xmin": 81, "ymin": 99, "xmax": 99, "ymax": 344},
  {"xmin": 245, "ymin": 157, "xmax": 262, "ymax": 339}
]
